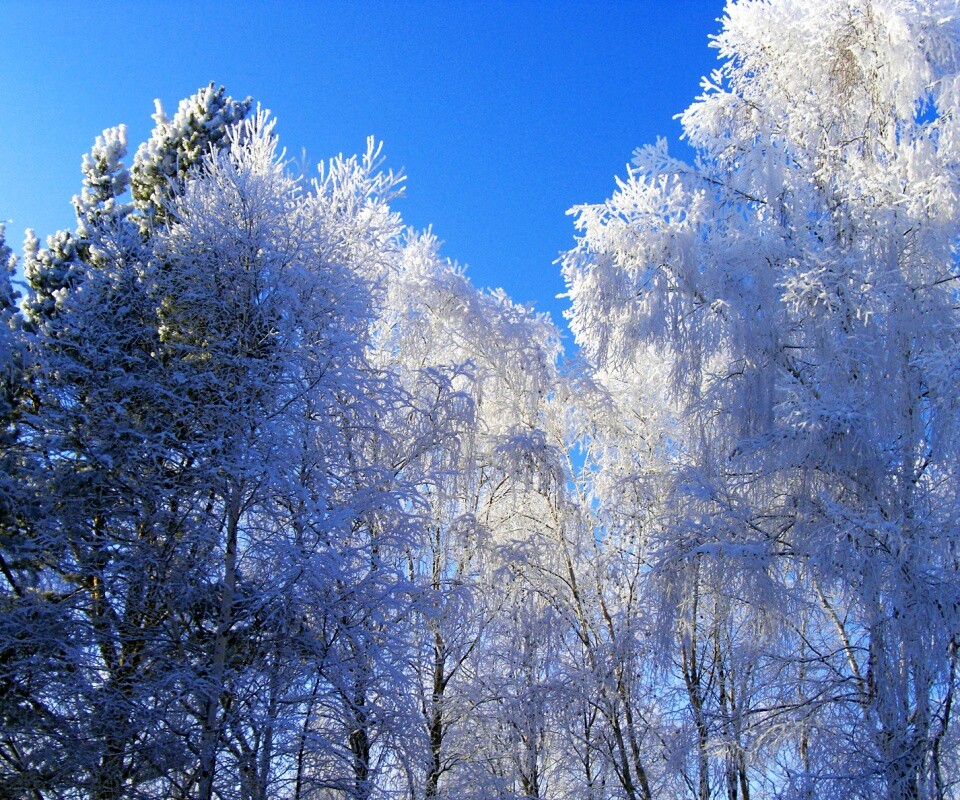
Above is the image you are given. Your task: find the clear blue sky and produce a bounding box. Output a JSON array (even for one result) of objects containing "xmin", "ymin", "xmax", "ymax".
[{"xmin": 0, "ymin": 1, "xmax": 724, "ymax": 329}]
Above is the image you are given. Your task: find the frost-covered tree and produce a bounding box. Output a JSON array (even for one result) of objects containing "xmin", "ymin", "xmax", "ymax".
[
  {"xmin": 563, "ymin": 1, "xmax": 960, "ymax": 798},
  {"xmin": 1, "ymin": 89, "xmax": 417, "ymax": 800},
  {"xmin": 0, "ymin": 226, "xmax": 43, "ymax": 797},
  {"xmin": 5, "ymin": 120, "xmax": 182, "ymax": 799},
  {"xmin": 132, "ymin": 112, "xmax": 414, "ymax": 800},
  {"xmin": 131, "ymin": 83, "xmax": 251, "ymax": 231},
  {"xmin": 264, "ymin": 136, "xmax": 414, "ymax": 800},
  {"xmin": 0, "ymin": 225, "xmax": 25, "ymax": 551},
  {"xmin": 369, "ymin": 231, "xmax": 569, "ymax": 800}
]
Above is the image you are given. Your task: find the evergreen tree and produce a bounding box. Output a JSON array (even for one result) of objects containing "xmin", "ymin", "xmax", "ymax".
[
  {"xmin": 3, "ymin": 91, "xmax": 413, "ymax": 800},
  {"xmin": 131, "ymin": 83, "xmax": 251, "ymax": 231}
]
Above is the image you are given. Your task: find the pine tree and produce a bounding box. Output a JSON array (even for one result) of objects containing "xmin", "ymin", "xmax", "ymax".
[
  {"xmin": 4, "ymin": 90, "xmax": 415, "ymax": 800},
  {"xmin": 131, "ymin": 83, "xmax": 251, "ymax": 231}
]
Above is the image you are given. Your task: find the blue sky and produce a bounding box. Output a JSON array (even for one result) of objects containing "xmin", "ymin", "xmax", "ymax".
[{"xmin": 0, "ymin": 1, "xmax": 724, "ymax": 329}]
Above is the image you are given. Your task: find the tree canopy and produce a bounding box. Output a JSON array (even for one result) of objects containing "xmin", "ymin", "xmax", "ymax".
[{"xmin": 3, "ymin": 2, "xmax": 960, "ymax": 799}]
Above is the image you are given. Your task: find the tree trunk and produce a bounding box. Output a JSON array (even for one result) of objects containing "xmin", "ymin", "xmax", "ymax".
[
  {"xmin": 424, "ymin": 629, "xmax": 446, "ymax": 798},
  {"xmin": 196, "ymin": 488, "xmax": 242, "ymax": 800}
]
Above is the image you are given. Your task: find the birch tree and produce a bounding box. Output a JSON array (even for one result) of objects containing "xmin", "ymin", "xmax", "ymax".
[
  {"xmin": 370, "ymin": 231, "xmax": 568, "ymax": 800},
  {"xmin": 563, "ymin": 1, "xmax": 960, "ymax": 797}
]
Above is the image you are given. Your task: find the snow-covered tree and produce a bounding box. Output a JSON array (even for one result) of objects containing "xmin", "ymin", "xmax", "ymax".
[
  {"xmin": 5, "ymin": 117, "xmax": 186, "ymax": 799},
  {"xmin": 369, "ymin": 230, "xmax": 570, "ymax": 800},
  {"xmin": 13, "ymin": 8, "xmax": 960, "ymax": 795},
  {"xmin": 131, "ymin": 83, "xmax": 251, "ymax": 231},
  {"xmin": 2, "ymin": 90, "xmax": 417, "ymax": 800},
  {"xmin": 563, "ymin": 1, "xmax": 960, "ymax": 797}
]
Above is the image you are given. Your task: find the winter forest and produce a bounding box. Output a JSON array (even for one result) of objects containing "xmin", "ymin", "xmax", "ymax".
[{"xmin": 2, "ymin": 1, "xmax": 960, "ymax": 799}]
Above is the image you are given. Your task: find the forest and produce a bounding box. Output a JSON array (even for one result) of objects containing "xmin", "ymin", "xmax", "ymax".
[{"xmin": 2, "ymin": 1, "xmax": 960, "ymax": 799}]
